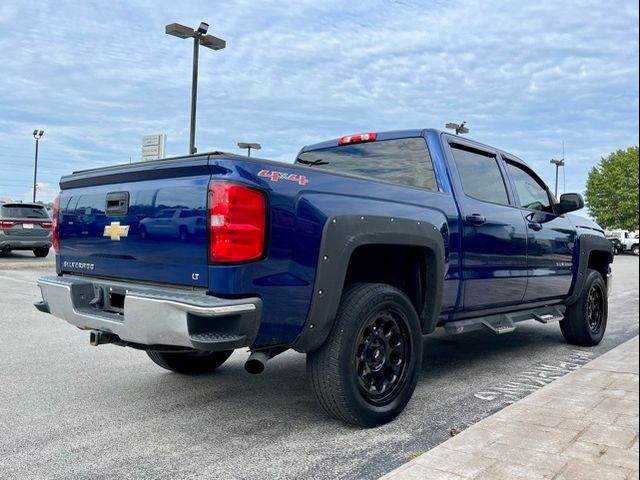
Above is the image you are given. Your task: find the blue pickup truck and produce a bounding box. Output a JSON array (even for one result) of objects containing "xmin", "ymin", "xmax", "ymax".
[{"xmin": 36, "ymin": 129, "xmax": 613, "ymax": 426}]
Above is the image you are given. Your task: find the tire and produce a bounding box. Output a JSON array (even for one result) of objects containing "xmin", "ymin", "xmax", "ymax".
[
  {"xmin": 632, "ymin": 244, "xmax": 639, "ymax": 256},
  {"xmin": 147, "ymin": 350, "xmax": 233, "ymax": 374},
  {"xmin": 33, "ymin": 247, "xmax": 49, "ymax": 258},
  {"xmin": 307, "ymin": 283, "xmax": 422, "ymax": 427},
  {"xmin": 560, "ymin": 269, "xmax": 608, "ymax": 346}
]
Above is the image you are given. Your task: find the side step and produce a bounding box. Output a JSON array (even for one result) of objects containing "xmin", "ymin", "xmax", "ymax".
[{"xmin": 444, "ymin": 305, "xmax": 565, "ymax": 336}]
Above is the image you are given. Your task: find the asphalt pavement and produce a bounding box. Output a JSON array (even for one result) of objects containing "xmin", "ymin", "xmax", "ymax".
[{"xmin": 0, "ymin": 255, "xmax": 638, "ymax": 480}]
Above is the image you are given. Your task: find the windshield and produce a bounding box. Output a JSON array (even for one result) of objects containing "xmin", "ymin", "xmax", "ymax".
[{"xmin": 1, "ymin": 205, "xmax": 49, "ymax": 219}]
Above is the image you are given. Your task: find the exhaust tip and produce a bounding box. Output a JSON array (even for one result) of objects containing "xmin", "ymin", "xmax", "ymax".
[
  {"xmin": 244, "ymin": 358, "xmax": 265, "ymax": 374},
  {"xmin": 244, "ymin": 350, "xmax": 270, "ymax": 374},
  {"xmin": 89, "ymin": 331, "xmax": 99, "ymax": 346}
]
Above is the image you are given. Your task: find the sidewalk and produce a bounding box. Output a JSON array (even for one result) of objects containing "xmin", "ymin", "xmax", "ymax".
[{"xmin": 382, "ymin": 336, "xmax": 639, "ymax": 480}]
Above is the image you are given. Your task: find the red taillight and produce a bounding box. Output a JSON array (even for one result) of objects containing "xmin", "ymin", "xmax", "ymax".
[
  {"xmin": 208, "ymin": 183, "xmax": 266, "ymax": 263},
  {"xmin": 338, "ymin": 132, "xmax": 377, "ymax": 145},
  {"xmin": 52, "ymin": 195, "xmax": 60, "ymax": 252},
  {"xmin": 0, "ymin": 221, "xmax": 16, "ymax": 229},
  {"xmin": 41, "ymin": 222, "xmax": 52, "ymax": 230}
]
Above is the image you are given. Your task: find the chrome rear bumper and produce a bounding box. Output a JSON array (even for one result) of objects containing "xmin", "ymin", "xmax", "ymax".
[{"xmin": 36, "ymin": 275, "xmax": 262, "ymax": 351}]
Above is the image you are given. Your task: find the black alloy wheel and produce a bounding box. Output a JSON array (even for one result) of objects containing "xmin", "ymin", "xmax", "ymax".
[
  {"xmin": 560, "ymin": 269, "xmax": 608, "ymax": 346},
  {"xmin": 307, "ymin": 283, "xmax": 422, "ymax": 427},
  {"xmin": 355, "ymin": 311, "xmax": 410, "ymax": 405},
  {"xmin": 587, "ymin": 283, "xmax": 604, "ymax": 334}
]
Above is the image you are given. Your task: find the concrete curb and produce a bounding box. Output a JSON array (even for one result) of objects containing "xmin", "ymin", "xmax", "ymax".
[{"xmin": 381, "ymin": 336, "xmax": 640, "ymax": 480}]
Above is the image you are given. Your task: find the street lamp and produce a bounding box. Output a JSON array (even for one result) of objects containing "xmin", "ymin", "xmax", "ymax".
[
  {"xmin": 550, "ymin": 158, "xmax": 565, "ymax": 198},
  {"xmin": 166, "ymin": 22, "xmax": 226, "ymax": 155},
  {"xmin": 32, "ymin": 129, "xmax": 44, "ymax": 202},
  {"xmin": 237, "ymin": 142, "xmax": 261, "ymax": 157},
  {"xmin": 445, "ymin": 121, "xmax": 469, "ymax": 135}
]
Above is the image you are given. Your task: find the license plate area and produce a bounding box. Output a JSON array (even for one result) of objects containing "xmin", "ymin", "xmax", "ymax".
[{"xmin": 23, "ymin": 223, "xmax": 34, "ymax": 229}]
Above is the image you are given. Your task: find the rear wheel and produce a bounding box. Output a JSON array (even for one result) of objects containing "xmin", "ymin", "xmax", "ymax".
[
  {"xmin": 307, "ymin": 283, "xmax": 422, "ymax": 427},
  {"xmin": 632, "ymin": 244, "xmax": 639, "ymax": 256},
  {"xmin": 560, "ymin": 269, "xmax": 608, "ymax": 346},
  {"xmin": 33, "ymin": 247, "xmax": 49, "ymax": 258},
  {"xmin": 147, "ymin": 350, "xmax": 233, "ymax": 374}
]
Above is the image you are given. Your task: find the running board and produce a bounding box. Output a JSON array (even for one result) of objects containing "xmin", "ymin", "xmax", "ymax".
[{"xmin": 443, "ymin": 305, "xmax": 566, "ymax": 336}]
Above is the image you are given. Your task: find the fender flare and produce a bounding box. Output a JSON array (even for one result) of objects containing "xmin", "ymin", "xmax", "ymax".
[
  {"xmin": 565, "ymin": 234, "xmax": 613, "ymax": 306},
  {"xmin": 292, "ymin": 215, "xmax": 446, "ymax": 353}
]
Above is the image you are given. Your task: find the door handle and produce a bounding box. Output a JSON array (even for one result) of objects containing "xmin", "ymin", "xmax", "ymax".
[
  {"xmin": 528, "ymin": 222, "xmax": 543, "ymax": 231},
  {"xmin": 466, "ymin": 214, "xmax": 487, "ymax": 225}
]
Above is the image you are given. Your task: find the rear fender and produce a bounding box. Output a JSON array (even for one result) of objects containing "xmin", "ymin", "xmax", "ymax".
[{"xmin": 292, "ymin": 215, "xmax": 446, "ymax": 352}]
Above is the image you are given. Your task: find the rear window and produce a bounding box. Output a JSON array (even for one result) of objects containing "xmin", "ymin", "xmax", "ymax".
[
  {"xmin": 1, "ymin": 205, "xmax": 48, "ymax": 219},
  {"xmin": 296, "ymin": 137, "xmax": 438, "ymax": 191}
]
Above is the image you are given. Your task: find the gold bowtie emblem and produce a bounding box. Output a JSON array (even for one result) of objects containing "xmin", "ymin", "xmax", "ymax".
[{"xmin": 103, "ymin": 222, "xmax": 130, "ymax": 241}]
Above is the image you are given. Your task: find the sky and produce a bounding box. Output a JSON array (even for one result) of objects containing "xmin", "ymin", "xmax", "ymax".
[{"xmin": 0, "ymin": 0, "xmax": 638, "ymax": 206}]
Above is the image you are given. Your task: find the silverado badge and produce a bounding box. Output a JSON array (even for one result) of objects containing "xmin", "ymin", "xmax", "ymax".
[{"xmin": 103, "ymin": 222, "xmax": 130, "ymax": 241}]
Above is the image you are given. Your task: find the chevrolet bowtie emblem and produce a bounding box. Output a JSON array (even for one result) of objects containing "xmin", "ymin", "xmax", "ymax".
[{"xmin": 103, "ymin": 221, "xmax": 130, "ymax": 241}]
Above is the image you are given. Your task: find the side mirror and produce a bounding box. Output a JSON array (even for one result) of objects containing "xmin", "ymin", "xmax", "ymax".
[{"xmin": 557, "ymin": 193, "xmax": 584, "ymax": 215}]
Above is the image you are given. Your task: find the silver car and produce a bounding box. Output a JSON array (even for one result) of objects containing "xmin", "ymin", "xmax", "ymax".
[{"xmin": 0, "ymin": 202, "xmax": 52, "ymax": 257}]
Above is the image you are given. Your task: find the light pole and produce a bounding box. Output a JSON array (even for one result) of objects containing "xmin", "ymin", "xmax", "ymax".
[
  {"xmin": 550, "ymin": 158, "xmax": 565, "ymax": 198},
  {"xmin": 32, "ymin": 129, "xmax": 44, "ymax": 202},
  {"xmin": 166, "ymin": 22, "xmax": 226, "ymax": 155},
  {"xmin": 445, "ymin": 121, "xmax": 469, "ymax": 135},
  {"xmin": 238, "ymin": 142, "xmax": 261, "ymax": 157}
]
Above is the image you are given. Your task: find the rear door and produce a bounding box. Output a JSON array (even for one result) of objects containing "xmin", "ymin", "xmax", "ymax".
[
  {"xmin": 502, "ymin": 158, "xmax": 576, "ymax": 301},
  {"xmin": 444, "ymin": 137, "xmax": 528, "ymax": 310}
]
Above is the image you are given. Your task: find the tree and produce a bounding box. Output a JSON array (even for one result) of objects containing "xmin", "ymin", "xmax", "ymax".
[{"xmin": 585, "ymin": 146, "xmax": 639, "ymax": 231}]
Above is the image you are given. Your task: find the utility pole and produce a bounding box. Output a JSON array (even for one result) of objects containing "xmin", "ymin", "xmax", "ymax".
[
  {"xmin": 550, "ymin": 158, "xmax": 565, "ymax": 198},
  {"xmin": 32, "ymin": 129, "xmax": 44, "ymax": 202},
  {"xmin": 550, "ymin": 140, "xmax": 566, "ymax": 198},
  {"xmin": 166, "ymin": 22, "xmax": 226, "ymax": 155}
]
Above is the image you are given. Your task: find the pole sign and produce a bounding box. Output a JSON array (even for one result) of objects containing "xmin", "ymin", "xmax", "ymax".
[{"xmin": 141, "ymin": 134, "xmax": 166, "ymax": 161}]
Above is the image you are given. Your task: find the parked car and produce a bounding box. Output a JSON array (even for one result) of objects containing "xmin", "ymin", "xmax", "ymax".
[
  {"xmin": 138, "ymin": 207, "xmax": 206, "ymax": 241},
  {"xmin": 606, "ymin": 230, "xmax": 639, "ymax": 255},
  {"xmin": 606, "ymin": 236, "xmax": 624, "ymax": 255},
  {"xmin": 35, "ymin": 129, "xmax": 613, "ymax": 427},
  {"xmin": 0, "ymin": 202, "xmax": 52, "ymax": 257}
]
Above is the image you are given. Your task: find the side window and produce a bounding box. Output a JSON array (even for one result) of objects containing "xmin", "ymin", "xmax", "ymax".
[
  {"xmin": 506, "ymin": 162, "xmax": 553, "ymax": 213},
  {"xmin": 450, "ymin": 145, "xmax": 510, "ymax": 205}
]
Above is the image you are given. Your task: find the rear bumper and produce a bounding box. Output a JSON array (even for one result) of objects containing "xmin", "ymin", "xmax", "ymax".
[
  {"xmin": 36, "ymin": 275, "xmax": 262, "ymax": 351},
  {"xmin": 0, "ymin": 235, "xmax": 51, "ymax": 250}
]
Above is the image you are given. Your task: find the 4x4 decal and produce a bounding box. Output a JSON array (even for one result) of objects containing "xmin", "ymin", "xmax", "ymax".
[{"xmin": 258, "ymin": 169, "xmax": 308, "ymax": 186}]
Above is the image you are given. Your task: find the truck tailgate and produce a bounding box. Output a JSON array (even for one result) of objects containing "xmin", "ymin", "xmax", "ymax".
[{"xmin": 58, "ymin": 162, "xmax": 210, "ymax": 288}]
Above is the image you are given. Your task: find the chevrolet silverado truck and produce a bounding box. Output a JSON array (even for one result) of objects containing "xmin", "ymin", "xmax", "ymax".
[{"xmin": 35, "ymin": 129, "xmax": 613, "ymax": 427}]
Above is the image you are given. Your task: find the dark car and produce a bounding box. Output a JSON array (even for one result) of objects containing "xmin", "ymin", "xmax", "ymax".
[
  {"xmin": 0, "ymin": 202, "xmax": 52, "ymax": 257},
  {"xmin": 607, "ymin": 236, "xmax": 624, "ymax": 255}
]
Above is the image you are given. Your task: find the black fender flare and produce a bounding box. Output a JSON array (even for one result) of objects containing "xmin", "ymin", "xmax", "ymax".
[
  {"xmin": 565, "ymin": 234, "xmax": 613, "ymax": 306},
  {"xmin": 292, "ymin": 215, "xmax": 446, "ymax": 353}
]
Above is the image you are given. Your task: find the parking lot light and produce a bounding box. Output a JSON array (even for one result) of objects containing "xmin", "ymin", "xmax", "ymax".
[
  {"xmin": 165, "ymin": 22, "xmax": 226, "ymax": 155},
  {"xmin": 237, "ymin": 142, "xmax": 262, "ymax": 157},
  {"xmin": 32, "ymin": 129, "xmax": 44, "ymax": 202}
]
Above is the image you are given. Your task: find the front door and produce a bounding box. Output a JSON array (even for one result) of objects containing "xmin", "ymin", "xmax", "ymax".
[
  {"xmin": 446, "ymin": 139, "xmax": 528, "ymax": 311},
  {"xmin": 503, "ymin": 159, "xmax": 576, "ymax": 302}
]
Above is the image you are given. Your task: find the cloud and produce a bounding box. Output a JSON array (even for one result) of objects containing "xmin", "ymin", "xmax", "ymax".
[{"xmin": 0, "ymin": 0, "xmax": 637, "ymax": 208}]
